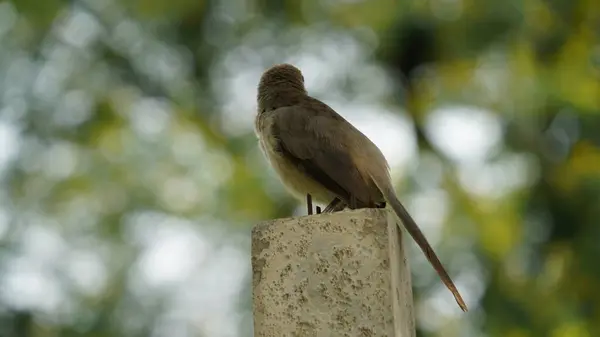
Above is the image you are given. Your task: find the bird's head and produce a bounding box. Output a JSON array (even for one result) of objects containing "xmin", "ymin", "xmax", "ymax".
[{"xmin": 257, "ymin": 63, "xmax": 307, "ymax": 111}]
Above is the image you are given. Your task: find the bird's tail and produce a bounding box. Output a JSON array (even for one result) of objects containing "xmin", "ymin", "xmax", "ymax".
[{"xmin": 372, "ymin": 174, "xmax": 468, "ymax": 312}]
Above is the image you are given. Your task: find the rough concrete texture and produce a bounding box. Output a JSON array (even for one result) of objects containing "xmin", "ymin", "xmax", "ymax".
[{"xmin": 252, "ymin": 208, "xmax": 415, "ymax": 337}]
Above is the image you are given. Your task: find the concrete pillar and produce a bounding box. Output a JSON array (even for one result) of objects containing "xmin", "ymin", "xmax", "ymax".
[{"xmin": 251, "ymin": 208, "xmax": 415, "ymax": 337}]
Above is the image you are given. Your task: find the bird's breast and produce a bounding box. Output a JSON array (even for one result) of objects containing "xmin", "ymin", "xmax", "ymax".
[{"xmin": 258, "ymin": 135, "xmax": 336, "ymax": 204}]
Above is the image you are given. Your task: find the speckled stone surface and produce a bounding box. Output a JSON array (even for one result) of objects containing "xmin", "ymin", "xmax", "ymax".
[{"xmin": 251, "ymin": 208, "xmax": 415, "ymax": 337}]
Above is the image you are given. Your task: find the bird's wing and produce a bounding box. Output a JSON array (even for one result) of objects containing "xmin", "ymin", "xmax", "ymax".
[{"xmin": 270, "ymin": 105, "xmax": 376, "ymax": 206}]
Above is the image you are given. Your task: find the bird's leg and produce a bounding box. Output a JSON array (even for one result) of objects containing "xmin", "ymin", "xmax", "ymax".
[
  {"xmin": 306, "ymin": 194, "xmax": 313, "ymax": 215},
  {"xmin": 349, "ymin": 195, "xmax": 357, "ymax": 209}
]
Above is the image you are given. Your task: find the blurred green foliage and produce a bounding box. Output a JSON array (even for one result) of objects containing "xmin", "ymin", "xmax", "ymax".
[{"xmin": 0, "ymin": 0, "xmax": 599, "ymax": 336}]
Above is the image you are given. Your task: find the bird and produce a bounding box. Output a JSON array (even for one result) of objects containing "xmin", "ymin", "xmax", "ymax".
[{"xmin": 254, "ymin": 63, "xmax": 467, "ymax": 312}]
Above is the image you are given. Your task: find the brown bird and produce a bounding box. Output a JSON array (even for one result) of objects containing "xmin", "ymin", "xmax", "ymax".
[{"xmin": 254, "ymin": 63, "xmax": 467, "ymax": 312}]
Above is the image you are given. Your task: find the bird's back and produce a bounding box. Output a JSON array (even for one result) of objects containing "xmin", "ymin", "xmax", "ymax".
[{"xmin": 301, "ymin": 96, "xmax": 391, "ymax": 181}]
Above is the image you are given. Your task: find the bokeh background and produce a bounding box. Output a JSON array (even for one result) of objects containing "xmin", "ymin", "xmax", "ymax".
[{"xmin": 0, "ymin": 0, "xmax": 599, "ymax": 336}]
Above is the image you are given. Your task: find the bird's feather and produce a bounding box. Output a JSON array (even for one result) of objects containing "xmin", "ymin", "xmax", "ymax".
[{"xmin": 269, "ymin": 103, "xmax": 382, "ymax": 208}]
